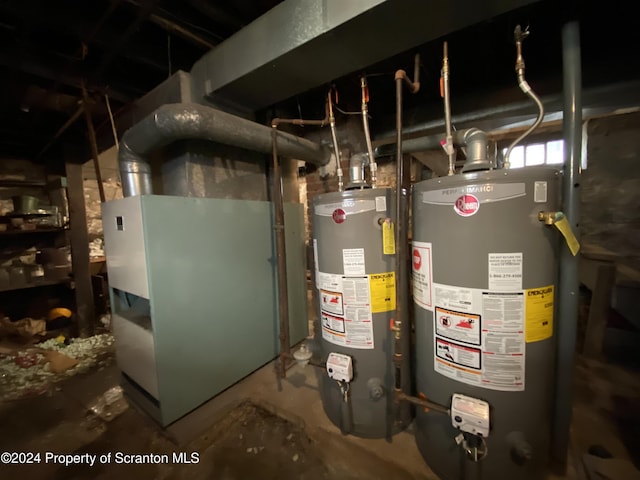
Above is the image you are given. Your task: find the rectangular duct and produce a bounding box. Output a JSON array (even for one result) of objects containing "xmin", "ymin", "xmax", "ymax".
[{"xmin": 190, "ymin": 0, "xmax": 539, "ymax": 111}]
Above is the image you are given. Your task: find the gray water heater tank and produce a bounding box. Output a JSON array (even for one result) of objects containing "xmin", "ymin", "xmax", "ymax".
[
  {"xmin": 312, "ymin": 187, "xmax": 411, "ymax": 438},
  {"xmin": 412, "ymin": 167, "xmax": 560, "ymax": 479}
]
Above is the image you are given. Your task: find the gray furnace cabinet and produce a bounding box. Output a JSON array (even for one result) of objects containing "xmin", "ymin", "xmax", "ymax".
[{"xmin": 102, "ymin": 195, "xmax": 307, "ymax": 425}]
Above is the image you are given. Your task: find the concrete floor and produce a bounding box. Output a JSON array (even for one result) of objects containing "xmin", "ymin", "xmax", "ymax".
[
  {"xmin": 1, "ymin": 346, "xmax": 639, "ymax": 480},
  {"xmin": 1, "ymin": 284, "xmax": 640, "ymax": 480}
]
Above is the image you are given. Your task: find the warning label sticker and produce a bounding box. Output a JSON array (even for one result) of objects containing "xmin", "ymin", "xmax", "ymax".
[
  {"xmin": 382, "ymin": 220, "xmax": 395, "ymax": 255},
  {"xmin": 320, "ymin": 272, "xmax": 374, "ymax": 349},
  {"xmin": 433, "ymin": 284, "xmax": 525, "ymax": 391},
  {"xmin": 342, "ymin": 276, "xmax": 370, "ymax": 305},
  {"xmin": 318, "ymin": 272, "xmax": 343, "ymax": 292},
  {"xmin": 370, "ymin": 272, "xmax": 395, "ymax": 313},
  {"xmin": 433, "ymin": 284, "xmax": 482, "ymax": 313},
  {"xmin": 435, "ymin": 307, "xmax": 481, "ymax": 345},
  {"xmin": 342, "ymin": 248, "xmax": 366, "ymax": 276},
  {"xmin": 321, "ymin": 311, "xmax": 345, "ymax": 333},
  {"xmin": 482, "ymin": 292, "xmax": 525, "ymax": 331},
  {"xmin": 525, "ymin": 285, "xmax": 554, "ymax": 343},
  {"xmin": 342, "ymin": 276, "xmax": 373, "ymax": 349},
  {"xmin": 488, "ymin": 253, "xmax": 523, "ymax": 291},
  {"xmin": 320, "ymin": 289, "xmax": 343, "ymax": 316},
  {"xmin": 436, "ymin": 338, "xmax": 481, "ymax": 369},
  {"xmin": 344, "ymin": 305, "xmax": 373, "ymax": 348},
  {"xmin": 412, "ymin": 242, "xmax": 433, "ymax": 311}
]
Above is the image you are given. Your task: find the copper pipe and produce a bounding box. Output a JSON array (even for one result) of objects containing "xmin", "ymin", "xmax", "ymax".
[
  {"xmin": 396, "ymin": 391, "xmax": 449, "ymax": 416},
  {"xmin": 270, "ymin": 89, "xmax": 338, "ymax": 379},
  {"xmin": 271, "ymin": 126, "xmax": 290, "ymax": 379},
  {"xmin": 272, "ymin": 92, "xmax": 330, "ymax": 127},
  {"xmin": 327, "ymin": 93, "xmax": 343, "ymax": 191},
  {"xmin": 442, "ymin": 41, "xmax": 455, "ymax": 176},
  {"xmin": 393, "ymin": 54, "xmax": 420, "ymax": 415},
  {"xmin": 361, "ymin": 76, "xmax": 377, "ymax": 187}
]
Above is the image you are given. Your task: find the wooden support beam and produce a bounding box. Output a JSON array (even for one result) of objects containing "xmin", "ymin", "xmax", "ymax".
[{"xmin": 65, "ymin": 148, "xmax": 96, "ymax": 337}]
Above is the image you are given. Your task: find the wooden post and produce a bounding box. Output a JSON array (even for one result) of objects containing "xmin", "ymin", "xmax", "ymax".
[{"xmin": 65, "ymin": 147, "xmax": 95, "ymax": 337}]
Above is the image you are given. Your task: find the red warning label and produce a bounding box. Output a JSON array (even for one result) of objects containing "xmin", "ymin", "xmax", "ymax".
[
  {"xmin": 435, "ymin": 307, "xmax": 481, "ymax": 345},
  {"xmin": 320, "ymin": 289, "xmax": 343, "ymax": 316}
]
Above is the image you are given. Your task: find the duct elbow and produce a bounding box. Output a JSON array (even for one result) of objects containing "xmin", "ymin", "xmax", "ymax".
[
  {"xmin": 118, "ymin": 102, "xmax": 332, "ymax": 197},
  {"xmin": 461, "ymin": 128, "xmax": 490, "ymax": 172},
  {"xmin": 346, "ymin": 153, "xmax": 370, "ymax": 190}
]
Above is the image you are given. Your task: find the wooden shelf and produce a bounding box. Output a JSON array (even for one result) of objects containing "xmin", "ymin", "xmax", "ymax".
[
  {"xmin": 0, "ymin": 228, "xmax": 66, "ymax": 236},
  {"xmin": 0, "ymin": 180, "xmax": 47, "ymax": 188},
  {"xmin": 0, "ymin": 277, "xmax": 71, "ymax": 293}
]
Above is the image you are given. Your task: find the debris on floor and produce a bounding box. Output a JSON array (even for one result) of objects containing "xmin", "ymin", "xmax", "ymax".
[
  {"xmin": 583, "ymin": 453, "xmax": 640, "ymax": 480},
  {"xmin": 0, "ymin": 333, "xmax": 114, "ymax": 401},
  {"xmin": 0, "ymin": 316, "xmax": 46, "ymax": 338},
  {"xmin": 175, "ymin": 401, "xmax": 332, "ymax": 479},
  {"xmin": 88, "ymin": 385, "xmax": 128, "ymax": 422}
]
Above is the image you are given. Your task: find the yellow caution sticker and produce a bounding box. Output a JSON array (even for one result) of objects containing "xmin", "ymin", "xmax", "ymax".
[
  {"xmin": 370, "ymin": 272, "xmax": 396, "ymax": 313},
  {"xmin": 554, "ymin": 215, "xmax": 580, "ymax": 256},
  {"xmin": 525, "ymin": 285, "xmax": 554, "ymax": 343},
  {"xmin": 382, "ymin": 219, "xmax": 395, "ymax": 255}
]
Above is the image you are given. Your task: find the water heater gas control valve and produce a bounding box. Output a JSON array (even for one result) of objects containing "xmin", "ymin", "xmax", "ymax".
[
  {"xmin": 450, "ymin": 393, "xmax": 490, "ymax": 438},
  {"xmin": 326, "ymin": 353, "xmax": 353, "ymax": 383}
]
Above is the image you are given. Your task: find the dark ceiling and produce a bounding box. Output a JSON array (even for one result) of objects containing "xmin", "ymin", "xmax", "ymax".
[
  {"xmin": 0, "ymin": 0, "xmax": 638, "ymax": 164},
  {"xmin": 0, "ymin": 0, "xmax": 282, "ymax": 162}
]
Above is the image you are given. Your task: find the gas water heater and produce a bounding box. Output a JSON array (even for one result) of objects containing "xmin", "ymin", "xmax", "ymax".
[
  {"xmin": 412, "ymin": 167, "xmax": 560, "ymax": 479},
  {"xmin": 312, "ymin": 186, "xmax": 411, "ymax": 438}
]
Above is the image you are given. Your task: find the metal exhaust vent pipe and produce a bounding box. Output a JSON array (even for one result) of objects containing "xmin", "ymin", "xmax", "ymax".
[
  {"xmin": 119, "ymin": 103, "xmax": 332, "ymax": 197},
  {"xmin": 374, "ymin": 128, "xmax": 488, "ymax": 170},
  {"xmin": 346, "ymin": 153, "xmax": 370, "ymax": 190},
  {"xmin": 460, "ymin": 128, "xmax": 490, "ymax": 172}
]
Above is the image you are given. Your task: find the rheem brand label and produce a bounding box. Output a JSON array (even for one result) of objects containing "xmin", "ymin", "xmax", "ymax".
[
  {"xmin": 454, "ymin": 194, "xmax": 480, "ymax": 217},
  {"xmin": 332, "ymin": 208, "xmax": 346, "ymax": 223}
]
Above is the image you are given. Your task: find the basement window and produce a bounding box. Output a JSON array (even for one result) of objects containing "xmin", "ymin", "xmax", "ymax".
[{"xmin": 501, "ymin": 139, "xmax": 564, "ymax": 168}]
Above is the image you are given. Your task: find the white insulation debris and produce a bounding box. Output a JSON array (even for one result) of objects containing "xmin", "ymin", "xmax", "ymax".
[{"xmin": 0, "ymin": 334, "xmax": 114, "ymax": 401}]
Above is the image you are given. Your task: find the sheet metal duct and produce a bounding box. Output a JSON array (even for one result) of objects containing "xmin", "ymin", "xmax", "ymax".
[
  {"xmin": 119, "ymin": 103, "xmax": 331, "ymax": 197},
  {"xmin": 190, "ymin": 0, "xmax": 539, "ymax": 111},
  {"xmin": 375, "ymin": 128, "xmax": 488, "ymax": 172}
]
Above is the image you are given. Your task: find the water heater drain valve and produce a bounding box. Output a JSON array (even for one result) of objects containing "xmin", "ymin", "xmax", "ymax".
[
  {"xmin": 450, "ymin": 393, "xmax": 490, "ymax": 438},
  {"xmin": 326, "ymin": 352, "xmax": 353, "ymax": 383}
]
